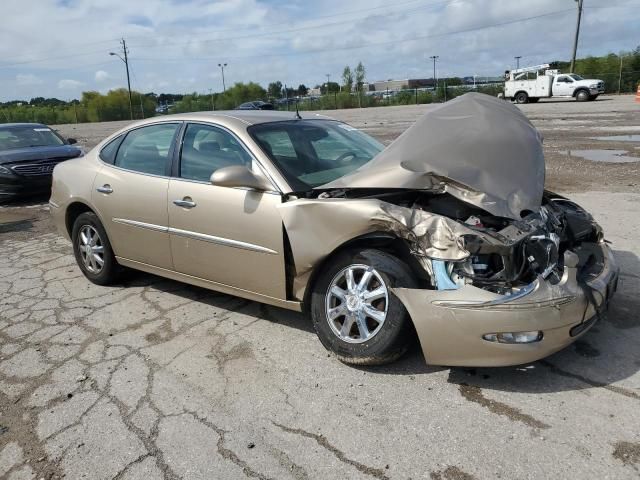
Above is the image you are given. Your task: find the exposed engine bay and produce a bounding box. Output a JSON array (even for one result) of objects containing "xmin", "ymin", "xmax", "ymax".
[{"xmin": 308, "ymin": 187, "xmax": 605, "ymax": 296}]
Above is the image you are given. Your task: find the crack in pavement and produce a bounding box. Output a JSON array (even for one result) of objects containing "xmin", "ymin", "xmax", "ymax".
[
  {"xmin": 273, "ymin": 422, "xmax": 390, "ymax": 480},
  {"xmin": 430, "ymin": 465, "xmax": 477, "ymax": 480},
  {"xmin": 187, "ymin": 411, "xmax": 274, "ymax": 480},
  {"xmin": 458, "ymin": 383, "xmax": 550, "ymax": 430},
  {"xmin": 540, "ymin": 360, "xmax": 640, "ymax": 401}
]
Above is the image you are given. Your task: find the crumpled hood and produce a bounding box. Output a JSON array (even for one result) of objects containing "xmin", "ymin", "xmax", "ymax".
[{"xmin": 318, "ymin": 93, "xmax": 545, "ymax": 220}]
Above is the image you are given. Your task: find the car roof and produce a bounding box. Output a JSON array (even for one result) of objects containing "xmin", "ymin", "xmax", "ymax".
[
  {"xmin": 0, "ymin": 123, "xmax": 50, "ymax": 130},
  {"xmin": 128, "ymin": 110, "xmax": 335, "ymax": 129}
]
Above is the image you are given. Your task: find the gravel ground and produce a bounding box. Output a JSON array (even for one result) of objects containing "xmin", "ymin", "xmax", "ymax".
[{"xmin": 0, "ymin": 95, "xmax": 639, "ymax": 480}]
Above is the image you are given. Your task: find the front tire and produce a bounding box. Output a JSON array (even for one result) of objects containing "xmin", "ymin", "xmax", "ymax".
[
  {"xmin": 72, "ymin": 212, "xmax": 120, "ymax": 285},
  {"xmin": 576, "ymin": 89, "xmax": 590, "ymax": 102},
  {"xmin": 310, "ymin": 249, "xmax": 417, "ymax": 365}
]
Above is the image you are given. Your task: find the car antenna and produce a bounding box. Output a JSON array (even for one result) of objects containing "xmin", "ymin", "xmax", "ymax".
[{"xmin": 294, "ymin": 99, "xmax": 302, "ymax": 120}]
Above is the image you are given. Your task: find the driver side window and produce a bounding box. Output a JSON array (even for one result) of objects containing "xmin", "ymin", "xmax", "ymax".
[{"xmin": 180, "ymin": 123, "xmax": 252, "ymax": 182}]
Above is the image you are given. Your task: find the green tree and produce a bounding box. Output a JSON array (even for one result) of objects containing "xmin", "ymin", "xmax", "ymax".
[
  {"xmin": 320, "ymin": 82, "xmax": 340, "ymax": 94},
  {"xmin": 342, "ymin": 66, "xmax": 353, "ymax": 93},
  {"xmin": 297, "ymin": 84, "xmax": 309, "ymax": 96},
  {"xmin": 267, "ymin": 81, "xmax": 283, "ymax": 98},
  {"xmin": 354, "ymin": 62, "xmax": 366, "ymax": 93}
]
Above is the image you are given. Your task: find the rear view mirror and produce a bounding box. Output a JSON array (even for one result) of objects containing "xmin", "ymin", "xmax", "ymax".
[
  {"xmin": 210, "ymin": 165, "xmax": 273, "ymax": 191},
  {"xmin": 67, "ymin": 138, "xmax": 77, "ymax": 144}
]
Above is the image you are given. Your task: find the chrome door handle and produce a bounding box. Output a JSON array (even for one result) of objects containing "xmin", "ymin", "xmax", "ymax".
[
  {"xmin": 96, "ymin": 184, "xmax": 113, "ymax": 194},
  {"xmin": 173, "ymin": 198, "xmax": 196, "ymax": 209}
]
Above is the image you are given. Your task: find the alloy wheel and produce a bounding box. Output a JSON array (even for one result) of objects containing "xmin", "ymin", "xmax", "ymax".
[
  {"xmin": 77, "ymin": 225, "xmax": 105, "ymax": 274},
  {"xmin": 325, "ymin": 264, "xmax": 389, "ymax": 343}
]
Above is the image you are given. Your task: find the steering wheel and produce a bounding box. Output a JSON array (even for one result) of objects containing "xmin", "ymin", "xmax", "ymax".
[{"xmin": 335, "ymin": 151, "xmax": 358, "ymax": 163}]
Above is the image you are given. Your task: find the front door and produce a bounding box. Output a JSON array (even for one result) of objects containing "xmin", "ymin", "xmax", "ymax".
[
  {"xmin": 167, "ymin": 122, "xmax": 286, "ymax": 299},
  {"xmin": 553, "ymin": 75, "xmax": 574, "ymax": 96},
  {"xmin": 92, "ymin": 122, "xmax": 181, "ymax": 269}
]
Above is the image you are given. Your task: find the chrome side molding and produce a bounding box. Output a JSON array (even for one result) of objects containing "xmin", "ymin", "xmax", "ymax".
[{"xmin": 111, "ymin": 218, "xmax": 277, "ymax": 255}]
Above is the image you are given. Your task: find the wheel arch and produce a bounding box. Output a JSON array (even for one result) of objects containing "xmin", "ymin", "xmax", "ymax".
[
  {"xmin": 65, "ymin": 201, "xmax": 96, "ymax": 238},
  {"xmin": 573, "ymin": 87, "xmax": 589, "ymax": 98},
  {"xmin": 300, "ymin": 232, "xmax": 430, "ymax": 312}
]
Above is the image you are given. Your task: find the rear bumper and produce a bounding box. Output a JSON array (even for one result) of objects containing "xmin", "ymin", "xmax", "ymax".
[
  {"xmin": 49, "ymin": 200, "xmax": 71, "ymax": 241},
  {"xmin": 394, "ymin": 244, "xmax": 619, "ymax": 367}
]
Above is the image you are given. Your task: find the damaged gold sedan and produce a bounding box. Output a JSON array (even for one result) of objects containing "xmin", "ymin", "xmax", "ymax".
[{"xmin": 50, "ymin": 93, "xmax": 619, "ymax": 366}]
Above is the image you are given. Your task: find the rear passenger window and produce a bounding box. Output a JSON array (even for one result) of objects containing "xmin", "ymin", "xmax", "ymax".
[
  {"xmin": 99, "ymin": 135, "xmax": 123, "ymax": 164},
  {"xmin": 180, "ymin": 123, "xmax": 252, "ymax": 182},
  {"xmin": 114, "ymin": 124, "xmax": 179, "ymax": 175}
]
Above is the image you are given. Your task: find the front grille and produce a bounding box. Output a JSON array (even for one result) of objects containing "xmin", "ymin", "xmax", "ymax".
[{"xmin": 10, "ymin": 157, "xmax": 72, "ymax": 177}]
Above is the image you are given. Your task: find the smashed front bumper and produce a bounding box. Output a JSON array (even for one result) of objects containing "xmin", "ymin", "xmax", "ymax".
[{"xmin": 393, "ymin": 244, "xmax": 619, "ymax": 367}]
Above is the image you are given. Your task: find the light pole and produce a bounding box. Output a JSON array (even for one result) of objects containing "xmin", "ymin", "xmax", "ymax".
[
  {"xmin": 429, "ymin": 55, "xmax": 439, "ymax": 90},
  {"xmin": 109, "ymin": 38, "xmax": 133, "ymax": 120},
  {"xmin": 326, "ymin": 74, "xmax": 331, "ymax": 93},
  {"xmin": 514, "ymin": 56, "xmax": 522, "ymax": 70},
  {"xmin": 218, "ymin": 63, "xmax": 227, "ymax": 92},
  {"xmin": 570, "ymin": 0, "xmax": 583, "ymax": 73}
]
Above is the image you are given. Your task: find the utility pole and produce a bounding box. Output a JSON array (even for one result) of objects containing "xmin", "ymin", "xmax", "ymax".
[
  {"xmin": 514, "ymin": 56, "xmax": 522, "ymax": 70},
  {"xmin": 617, "ymin": 53, "xmax": 624, "ymax": 95},
  {"xmin": 218, "ymin": 63, "xmax": 227, "ymax": 92},
  {"xmin": 326, "ymin": 74, "xmax": 331, "ymax": 94},
  {"xmin": 139, "ymin": 93, "xmax": 144, "ymax": 119},
  {"xmin": 429, "ymin": 55, "xmax": 439, "ymax": 90},
  {"xmin": 109, "ymin": 39, "xmax": 133, "ymax": 120},
  {"xmin": 570, "ymin": 0, "xmax": 583, "ymax": 73}
]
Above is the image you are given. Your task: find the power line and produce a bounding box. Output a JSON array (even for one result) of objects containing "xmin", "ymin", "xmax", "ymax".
[
  {"xmin": 0, "ymin": 37, "xmax": 122, "ymax": 63},
  {"xmin": 127, "ymin": 0, "xmax": 458, "ymax": 51},
  {"xmin": 126, "ymin": 0, "xmax": 430, "ymax": 44},
  {"xmin": 132, "ymin": 8, "xmax": 576, "ymax": 64},
  {"xmin": 0, "ymin": 0, "xmax": 451, "ymax": 68}
]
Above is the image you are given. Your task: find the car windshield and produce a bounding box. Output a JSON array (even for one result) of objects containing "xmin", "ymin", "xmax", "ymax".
[
  {"xmin": 0, "ymin": 126, "xmax": 65, "ymax": 150},
  {"xmin": 569, "ymin": 74, "xmax": 584, "ymax": 81},
  {"xmin": 248, "ymin": 120, "xmax": 384, "ymax": 190}
]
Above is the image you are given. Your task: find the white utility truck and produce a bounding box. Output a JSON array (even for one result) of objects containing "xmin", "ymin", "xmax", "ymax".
[{"xmin": 504, "ymin": 64, "xmax": 605, "ymax": 104}]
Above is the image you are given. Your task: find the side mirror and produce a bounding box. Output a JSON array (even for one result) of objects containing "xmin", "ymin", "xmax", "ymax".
[
  {"xmin": 210, "ymin": 165, "xmax": 273, "ymax": 191},
  {"xmin": 67, "ymin": 138, "xmax": 77, "ymax": 144}
]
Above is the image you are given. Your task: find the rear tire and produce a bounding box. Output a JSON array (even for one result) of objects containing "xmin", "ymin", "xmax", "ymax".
[
  {"xmin": 72, "ymin": 212, "xmax": 120, "ymax": 285},
  {"xmin": 515, "ymin": 92, "xmax": 529, "ymax": 104},
  {"xmin": 310, "ymin": 249, "xmax": 417, "ymax": 366},
  {"xmin": 576, "ymin": 89, "xmax": 590, "ymax": 102}
]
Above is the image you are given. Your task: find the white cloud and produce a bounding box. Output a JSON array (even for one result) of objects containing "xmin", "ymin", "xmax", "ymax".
[
  {"xmin": 57, "ymin": 79, "xmax": 84, "ymax": 90},
  {"xmin": 1, "ymin": 0, "xmax": 638, "ymax": 100},
  {"xmin": 95, "ymin": 70, "xmax": 110, "ymax": 82},
  {"xmin": 16, "ymin": 73, "xmax": 43, "ymax": 85}
]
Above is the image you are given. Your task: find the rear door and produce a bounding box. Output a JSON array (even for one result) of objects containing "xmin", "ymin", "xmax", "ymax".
[
  {"xmin": 92, "ymin": 122, "xmax": 181, "ymax": 269},
  {"xmin": 167, "ymin": 122, "xmax": 286, "ymax": 299}
]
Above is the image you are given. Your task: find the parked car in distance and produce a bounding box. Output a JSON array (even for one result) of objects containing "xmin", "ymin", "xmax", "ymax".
[
  {"xmin": 50, "ymin": 94, "xmax": 617, "ymax": 367},
  {"xmin": 0, "ymin": 123, "xmax": 82, "ymax": 201},
  {"xmin": 236, "ymin": 101, "xmax": 274, "ymax": 110}
]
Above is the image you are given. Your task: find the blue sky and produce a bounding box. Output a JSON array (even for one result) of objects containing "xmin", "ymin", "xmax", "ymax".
[{"xmin": 1, "ymin": 0, "xmax": 638, "ymax": 101}]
